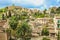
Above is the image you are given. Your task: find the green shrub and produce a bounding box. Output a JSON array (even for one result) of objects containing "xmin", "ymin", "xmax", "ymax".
[
  {"xmin": 42, "ymin": 37, "xmax": 50, "ymax": 40},
  {"xmin": 41, "ymin": 28, "xmax": 49, "ymax": 36}
]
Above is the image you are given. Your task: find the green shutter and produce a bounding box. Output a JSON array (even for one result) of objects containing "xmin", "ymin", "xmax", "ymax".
[
  {"xmin": 58, "ymin": 20, "xmax": 60, "ymax": 24},
  {"xmin": 57, "ymin": 20, "xmax": 60, "ymax": 28},
  {"xmin": 57, "ymin": 24, "xmax": 60, "ymax": 28}
]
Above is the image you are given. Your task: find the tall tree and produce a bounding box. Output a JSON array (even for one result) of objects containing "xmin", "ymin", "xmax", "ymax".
[
  {"xmin": 16, "ymin": 21, "xmax": 32, "ymax": 40},
  {"xmin": 43, "ymin": 9, "xmax": 47, "ymax": 14},
  {"xmin": 8, "ymin": 10, "xmax": 11, "ymax": 17},
  {"xmin": 9, "ymin": 16, "xmax": 18, "ymax": 30},
  {"xmin": 2, "ymin": 14, "xmax": 5, "ymax": 20},
  {"xmin": 56, "ymin": 7, "xmax": 60, "ymax": 14},
  {"xmin": 50, "ymin": 8, "xmax": 55, "ymax": 13},
  {"xmin": 57, "ymin": 31, "xmax": 60, "ymax": 40},
  {"xmin": 9, "ymin": 16, "xmax": 18, "ymax": 40},
  {"xmin": 50, "ymin": 8, "xmax": 55, "ymax": 17}
]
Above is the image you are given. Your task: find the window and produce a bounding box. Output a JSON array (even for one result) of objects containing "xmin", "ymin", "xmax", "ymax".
[
  {"xmin": 57, "ymin": 24, "xmax": 60, "ymax": 28},
  {"xmin": 58, "ymin": 20, "xmax": 60, "ymax": 24},
  {"xmin": 57, "ymin": 20, "xmax": 60, "ymax": 28}
]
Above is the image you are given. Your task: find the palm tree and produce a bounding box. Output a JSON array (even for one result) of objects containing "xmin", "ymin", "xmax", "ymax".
[{"xmin": 16, "ymin": 21, "xmax": 32, "ymax": 40}]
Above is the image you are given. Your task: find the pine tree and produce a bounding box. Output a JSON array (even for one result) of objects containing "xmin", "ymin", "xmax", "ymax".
[
  {"xmin": 9, "ymin": 10, "xmax": 11, "ymax": 17},
  {"xmin": 2, "ymin": 14, "xmax": 5, "ymax": 20}
]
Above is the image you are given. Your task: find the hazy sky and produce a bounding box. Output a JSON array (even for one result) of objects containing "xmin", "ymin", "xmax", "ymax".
[{"xmin": 0, "ymin": 0, "xmax": 60, "ymax": 10}]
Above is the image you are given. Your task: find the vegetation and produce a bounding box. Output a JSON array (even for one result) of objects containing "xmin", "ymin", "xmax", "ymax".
[
  {"xmin": 0, "ymin": 5, "xmax": 60, "ymax": 40},
  {"xmin": 43, "ymin": 9, "xmax": 47, "ymax": 14},
  {"xmin": 20, "ymin": 12, "xmax": 29, "ymax": 20},
  {"xmin": 9, "ymin": 16, "xmax": 18, "ymax": 30},
  {"xmin": 9, "ymin": 15, "xmax": 31, "ymax": 40},
  {"xmin": 42, "ymin": 37, "xmax": 50, "ymax": 40},
  {"xmin": 2, "ymin": 14, "xmax": 6, "ymax": 20},
  {"xmin": 0, "ymin": 8, "xmax": 6, "ymax": 13},
  {"xmin": 42, "ymin": 28, "xmax": 49, "ymax": 36},
  {"xmin": 16, "ymin": 21, "xmax": 32, "ymax": 40},
  {"xmin": 8, "ymin": 10, "xmax": 12, "ymax": 17},
  {"xmin": 57, "ymin": 31, "xmax": 60, "ymax": 40},
  {"xmin": 33, "ymin": 12, "xmax": 45, "ymax": 18},
  {"xmin": 9, "ymin": 16, "xmax": 19, "ymax": 40},
  {"xmin": 56, "ymin": 7, "xmax": 60, "ymax": 14}
]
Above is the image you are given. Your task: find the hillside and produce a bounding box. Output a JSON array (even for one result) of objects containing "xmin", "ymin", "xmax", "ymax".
[
  {"xmin": 0, "ymin": 6, "xmax": 60, "ymax": 20},
  {"xmin": 0, "ymin": 6, "xmax": 60, "ymax": 40}
]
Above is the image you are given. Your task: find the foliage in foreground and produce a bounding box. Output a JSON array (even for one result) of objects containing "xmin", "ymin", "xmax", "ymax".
[
  {"xmin": 9, "ymin": 16, "xmax": 18, "ymax": 30},
  {"xmin": 16, "ymin": 21, "xmax": 32, "ymax": 38}
]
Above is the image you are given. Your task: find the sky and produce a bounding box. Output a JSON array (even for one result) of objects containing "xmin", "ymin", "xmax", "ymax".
[{"xmin": 0, "ymin": 0, "xmax": 60, "ymax": 10}]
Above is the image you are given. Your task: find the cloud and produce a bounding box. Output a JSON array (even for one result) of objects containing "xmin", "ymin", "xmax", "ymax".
[
  {"xmin": 11, "ymin": 0, "xmax": 45, "ymax": 6},
  {"xmin": 27, "ymin": 0, "xmax": 44, "ymax": 6},
  {"xmin": 56, "ymin": 0, "xmax": 60, "ymax": 2},
  {"xmin": 0, "ymin": 0, "xmax": 60, "ymax": 10},
  {"xmin": 10, "ymin": 0, "xmax": 60, "ymax": 10}
]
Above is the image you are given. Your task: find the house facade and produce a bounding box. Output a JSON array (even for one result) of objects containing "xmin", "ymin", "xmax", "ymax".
[{"xmin": 0, "ymin": 20, "xmax": 8, "ymax": 40}]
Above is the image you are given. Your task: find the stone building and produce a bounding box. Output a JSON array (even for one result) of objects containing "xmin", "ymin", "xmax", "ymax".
[{"xmin": 0, "ymin": 20, "xmax": 8, "ymax": 40}]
